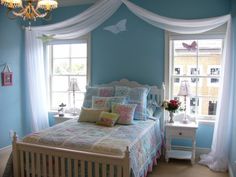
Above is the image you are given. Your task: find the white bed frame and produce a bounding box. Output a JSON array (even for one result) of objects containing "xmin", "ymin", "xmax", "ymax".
[{"xmin": 12, "ymin": 79, "xmax": 165, "ymax": 177}]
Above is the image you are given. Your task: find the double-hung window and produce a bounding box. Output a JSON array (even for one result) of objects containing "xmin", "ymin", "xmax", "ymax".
[
  {"xmin": 47, "ymin": 35, "xmax": 90, "ymax": 111},
  {"xmin": 166, "ymin": 32, "xmax": 224, "ymax": 120}
]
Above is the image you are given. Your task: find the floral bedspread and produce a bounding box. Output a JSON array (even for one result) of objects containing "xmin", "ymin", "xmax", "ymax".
[{"xmin": 23, "ymin": 119, "xmax": 162, "ymax": 177}]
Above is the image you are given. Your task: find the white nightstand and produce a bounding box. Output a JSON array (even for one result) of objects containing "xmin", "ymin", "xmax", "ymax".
[
  {"xmin": 53, "ymin": 114, "xmax": 79, "ymax": 125},
  {"xmin": 165, "ymin": 121, "xmax": 198, "ymax": 164}
]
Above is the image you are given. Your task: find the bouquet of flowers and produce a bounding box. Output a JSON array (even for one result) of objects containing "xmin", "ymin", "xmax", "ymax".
[{"xmin": 162, "ymin": 99, "xmax": 181, "ymax": 113}]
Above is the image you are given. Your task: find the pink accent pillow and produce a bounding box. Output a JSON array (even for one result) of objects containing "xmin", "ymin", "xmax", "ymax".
[{"xmin": 112, "ymin": 103, "xmax": 137, "ymax": 125}]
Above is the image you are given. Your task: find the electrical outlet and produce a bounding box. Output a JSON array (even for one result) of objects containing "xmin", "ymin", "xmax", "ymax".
[{"xmin": 9, "ymin": 130, "xmax": 14, "ymax": 138}]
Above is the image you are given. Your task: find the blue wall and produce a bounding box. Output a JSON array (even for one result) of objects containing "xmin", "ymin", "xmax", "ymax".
[
  {"xmin": 0, "ymin": 0, "xmax": 231, "ymax": 152},
  {"xmin": 230, "ymin": 0, "xmax": 236, "ymax": 176},
  {"xmin": 0, "ymin": 7, "xmax": 24, "ymax": 148}
]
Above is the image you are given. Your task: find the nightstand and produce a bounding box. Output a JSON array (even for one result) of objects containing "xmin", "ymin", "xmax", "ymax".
[
  {"xmin": 165, "ymin": 121, "xmax": 198, "ymax": 164},
  {"xmin": 53, "ymin": 114, "xmax": 79, "ymax": 124}
]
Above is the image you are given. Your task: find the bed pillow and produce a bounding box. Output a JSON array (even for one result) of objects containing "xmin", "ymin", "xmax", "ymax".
[
  {"xmin": 115, "ymin": 86, "xmax": 130, "ymax": 97},
  {"xmin": 78, "ymin": 107, "xmax": 108, "ymax": 123},
  {"xmin": 96, "ymin": 111, "xmax": 119, "ymax": 127},
  {"xmin": 92, "ymin": 96, "xmax": 126, "ymax": 110},
  {"xmin": 112, "ymin": 103, "xmax": 137, "ymax": 125},
  {"xmin": 128, "ymin": 87, "xmax": 150, "ymax": 121},
  {"xmin": 82, "ymin": 86, "xmax": 114, "ymax": 108}
]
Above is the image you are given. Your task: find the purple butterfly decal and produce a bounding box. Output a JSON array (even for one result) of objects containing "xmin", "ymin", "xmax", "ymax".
[{"xmin": 182, "ymin": 41, "xmax": 197, "ymax": 51}]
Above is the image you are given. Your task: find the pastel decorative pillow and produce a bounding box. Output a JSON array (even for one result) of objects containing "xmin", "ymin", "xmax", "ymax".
[
  {"xmin": 92, "ymin": 96, "xmax": 126, "ymax": 110},
  {"xmin": 112, "ymin": 103, "xmax": 137, "ymax": 125},
  {"xmin": 115, "ymin": 86, "xmax": 130, "ymax": 97},
  {"xmin": 128, "ymin": 87, "xmax": 150, "ymax": 120},
  {"xmin": 96, "ymin": 111, "xmax": 119, "ymax": 127},
  {"xmin": 78, "ymin": 107, "xmax": 108, "ymax": 123},
  {"xmin": 82, "ymin": 86, "xmax": 114, "ymax": 108}
]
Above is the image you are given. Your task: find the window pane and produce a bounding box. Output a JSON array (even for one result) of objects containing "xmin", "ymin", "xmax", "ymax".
[
  {"xmin": 52, "ymin": 76, "xmax": 68, "ymax": 91},
  {"xmin": 198, "ymin": 97, "xmax": 217, "ymax": 117},
  {"xmin": 53, "ymin": 45, "xmax": 70, "ymax": 58},
  {"xmin": 70, "ymin": 93, "xmax": 85, "ymax": 108},
  {"xmin": 173, "ymin": 57, "xmax": 197, "ymax": 76},
  {"xmin": 53, "ymin": 59, "xmax": 70, "ymax": 74},
  {"xmin": 198, "ymin": 39, "xmax": 223, "ymax": 55},
  {"xmin": 174, "ymin": 40, "xmax": 198, "ymax": 57},
  {"xmin": 52, "ymin": 92, "xmax": 68, "ymax": 109},
  {"xmin": 197, "ymin": 78, "xmax": 220, "ymax": 97},
  {"xmin": 71, "ymin": 59, "xmax": 87, "ymax": 75},
  {"xmin": 71, "ymin": 43, "xmax": 87, "ymax": 58}
]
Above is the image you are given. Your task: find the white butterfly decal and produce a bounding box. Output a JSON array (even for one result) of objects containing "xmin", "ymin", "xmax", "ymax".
[{"xmin": 103, "ymin": 19, "xmax": 127, "ymax": 34}]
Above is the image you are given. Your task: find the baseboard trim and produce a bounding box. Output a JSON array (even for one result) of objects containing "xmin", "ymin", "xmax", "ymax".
[
  {"xmin": 229, "ymin": 162, "xmax": 235, "ymax": 177},
  {"xmin": 171, "ymin": 145, "xmax": 211, "ymax": 159},
  {"xmin": 0, "ymin": 145, "xmax": 12, "ymax": 156}
]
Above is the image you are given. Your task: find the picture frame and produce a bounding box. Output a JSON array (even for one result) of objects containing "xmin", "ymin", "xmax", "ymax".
[{"xmin": 1, "ymin": 64, "xmax": 13, "ymax": 86}]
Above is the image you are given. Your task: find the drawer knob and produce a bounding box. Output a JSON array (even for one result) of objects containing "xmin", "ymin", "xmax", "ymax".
[{"xmin": 179, "ymin": 132, "xmax": 182, "ymax": 135}]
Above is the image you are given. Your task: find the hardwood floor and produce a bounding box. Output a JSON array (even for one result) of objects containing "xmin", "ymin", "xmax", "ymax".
[
  {"xmin": 149, "ymin": 158, "xmax": 228, "ymax": 177},
  {"xmin": 0, "ymin": 146, "xmax": 11, "ymax": 177},
  {"xmin": 0, "ymin": 149, "xmax": 228, "ymax": 177}
]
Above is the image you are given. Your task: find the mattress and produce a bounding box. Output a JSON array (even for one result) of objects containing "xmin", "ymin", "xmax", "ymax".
[{"xmin": 23, "ymin": 118, "xmax": 162, "ymax": 177}]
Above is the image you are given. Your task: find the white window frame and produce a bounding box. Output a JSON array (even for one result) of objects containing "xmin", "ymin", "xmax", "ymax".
[
  {"xmin": 165, "ymin": 28, "xmax": 225, "ymax": 122},
  {"xmin": 46, "ymin": 34, "xmax": 91, "ymax": 111}
]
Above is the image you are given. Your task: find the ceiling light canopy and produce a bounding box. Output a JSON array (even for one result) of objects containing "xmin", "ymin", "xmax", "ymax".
[{"xmin": 0, "ymin": 0, "xmax": 58, "ymax": 26}]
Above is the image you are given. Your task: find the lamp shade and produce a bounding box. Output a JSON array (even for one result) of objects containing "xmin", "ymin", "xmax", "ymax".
[
  {"xmin": 38, "ymin": 0, "xmax": 58, "ymax": 11},
  {"xmin": 178, "ymin": 80, "xmax": 191, "ymax": 96},
  {"xmin": 68, "ymin": 78, "xmax": 80, "ymax": 91}
]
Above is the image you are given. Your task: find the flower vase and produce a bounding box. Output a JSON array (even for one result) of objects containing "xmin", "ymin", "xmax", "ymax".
[{"xmin": 169, "ymin": 112, "xmax": 174, "ymax": 123}]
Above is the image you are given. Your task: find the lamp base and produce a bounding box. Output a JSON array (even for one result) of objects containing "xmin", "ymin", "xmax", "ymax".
[{"xmin": 182, "ymin": 119, "xmax": 189, "ymax": 124}]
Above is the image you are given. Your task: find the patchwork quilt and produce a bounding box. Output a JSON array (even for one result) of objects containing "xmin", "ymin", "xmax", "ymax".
[{"xmin": 23, "ymin": 119, "xmax": 162, "ymax": 177}]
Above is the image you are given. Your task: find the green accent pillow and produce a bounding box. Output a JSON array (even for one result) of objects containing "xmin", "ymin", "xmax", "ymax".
[
  {"xmin": 96, "ymin": 111, "xmax": 119, "ymax": 127},
  {"xmin": 78, "ymin": 107, "xmax": 109, "ymax": 123}
]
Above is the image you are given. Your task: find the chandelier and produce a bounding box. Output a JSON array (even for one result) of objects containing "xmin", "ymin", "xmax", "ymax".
[{"xmin": 0, "ymin": 0, "xmax": 58, "ymax": 25}]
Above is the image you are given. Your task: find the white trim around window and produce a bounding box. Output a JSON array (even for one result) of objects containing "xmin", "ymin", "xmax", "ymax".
[{"xmin": 165, "ymin": 29, "xmax": 225, "ymax": 121}]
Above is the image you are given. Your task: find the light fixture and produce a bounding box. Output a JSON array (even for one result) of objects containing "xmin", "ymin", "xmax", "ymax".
[
  {"xmin": 178, "ymin": 80, "xmax": 191, "ymax": 123},
  {"xmin": 0, "ymin": 0, "xmax": 58, "ymax": 26},
  {"xmin": 68, "ymin": 78, "xmax": 80, "ymax": 116}
]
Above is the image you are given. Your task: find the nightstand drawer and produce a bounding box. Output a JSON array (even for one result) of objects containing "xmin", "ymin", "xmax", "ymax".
[{"xmin": 167, "ymin": 128, "xmax": 196, "ymax": 138}]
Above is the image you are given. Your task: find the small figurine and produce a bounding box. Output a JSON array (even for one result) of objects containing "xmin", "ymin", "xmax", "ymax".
[{"xmin": 58, "ymin": 103, "xmax": 66, "ymax": 117}]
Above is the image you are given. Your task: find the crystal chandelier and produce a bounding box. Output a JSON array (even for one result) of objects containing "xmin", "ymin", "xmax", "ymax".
[{"xmin": 0, "ymin": 0, "xmax": 58, "ymax": 25}]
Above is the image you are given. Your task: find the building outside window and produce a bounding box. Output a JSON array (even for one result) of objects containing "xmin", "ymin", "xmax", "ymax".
[
  {"xmin": 47, "ymin": 36, "xmax": 90, "ymax": 111},
  {"xmin": 167, "ymin": 35, "xmax": 224, "ymax": 120}
]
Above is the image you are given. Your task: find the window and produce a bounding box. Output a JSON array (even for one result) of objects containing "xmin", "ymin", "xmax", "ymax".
[
  {"xmin": 167, "ymin": 34, "xmax": 224, "ymax": 120},
  {"xmin": 47, "ymin": 36, "xmax": 90, "ymax": 110}
]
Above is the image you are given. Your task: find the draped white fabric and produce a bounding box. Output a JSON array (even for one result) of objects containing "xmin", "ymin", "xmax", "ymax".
[
  {"xmin": 25, "ymin": 0, "xmax": 233, "ymax": 171},
  {"xmin": 25, "ymin": 30, "xmax": 49, "ymax": 131}
]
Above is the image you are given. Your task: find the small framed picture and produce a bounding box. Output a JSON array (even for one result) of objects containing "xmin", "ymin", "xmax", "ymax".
[
  {"xmin": 1, "ymin": 72, "xmax": 13, "ymax": 86},
  {"xmin": 1, "ymin": 64, "xmax": 13, "ymax": 86}
]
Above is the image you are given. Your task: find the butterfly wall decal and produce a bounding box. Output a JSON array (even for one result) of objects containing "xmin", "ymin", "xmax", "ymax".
[
  {"xmin": 103, "ymin": 19, "xmax": 127, "ymax": 34},
  {"xmin": 182, "ymin": 41, "xmax": 197, "ymax": 51}
]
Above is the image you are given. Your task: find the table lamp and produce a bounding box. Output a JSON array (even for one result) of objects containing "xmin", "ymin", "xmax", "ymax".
[
  {"xmin": 68, "ymin": 78, "xmax": 80, "ymax": 115},
  {"xmin": 178, "ymin": 80, "xmax": 191, "ymax": 123}
]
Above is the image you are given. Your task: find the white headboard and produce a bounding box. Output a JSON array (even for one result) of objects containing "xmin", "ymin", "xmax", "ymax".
[{"xmin": 99, "ymin": 78, "xmax": 166, "ymax": 131}]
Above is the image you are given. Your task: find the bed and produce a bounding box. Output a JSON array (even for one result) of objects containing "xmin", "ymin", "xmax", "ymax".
[{"xmin": 12, "ymin": 79, "xmax": 165, "ymax": 177}]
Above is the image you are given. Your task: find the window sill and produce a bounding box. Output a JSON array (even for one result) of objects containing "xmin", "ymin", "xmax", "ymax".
[{"xmin": 197, "ymin": 119, "xmax": 215, "ymax": 125}]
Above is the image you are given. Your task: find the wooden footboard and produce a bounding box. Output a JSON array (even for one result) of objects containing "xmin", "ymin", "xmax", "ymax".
[{"xmin": 12, "ymin": 133, "xmax": 131, "ymax": 177}]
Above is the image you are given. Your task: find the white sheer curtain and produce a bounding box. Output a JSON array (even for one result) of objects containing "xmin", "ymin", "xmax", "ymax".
[
  {"xmin": 25, "ymin": 30, "xmax": 49, "ymax": 131},
  {"xmin": 25, "ymin": 0, "xmax": 122, "ymax": 132},
  {"xmin": 25, "ymin": 0, "xmax": 233, "ymax": 171},
  {"xmin": 122, "ymin": 0, "xmax": 232, "ymax": 172}
]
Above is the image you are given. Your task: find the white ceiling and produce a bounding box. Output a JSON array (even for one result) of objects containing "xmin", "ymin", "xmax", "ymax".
[{"xmin": 58, "ymin": 0, "xmax": 97, "ymax": 7}]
